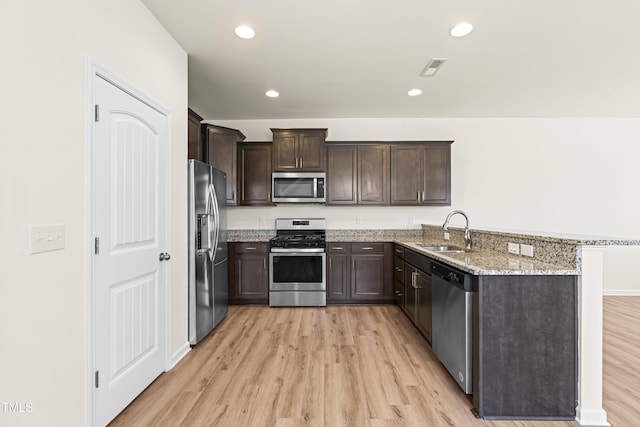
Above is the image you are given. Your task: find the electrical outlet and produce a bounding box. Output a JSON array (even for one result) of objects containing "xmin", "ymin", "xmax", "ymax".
[
  {"xmin": 444, "ymin": 232, "xmax": 450, "ymax": 240},
  {"xmin": 356, "ymin": 216, "xmax": 362, "ymax": 225},
  {"xmin": 258, "ymin": 217, "xmax": 265, "ymax": 226},
  {"xmin": 508, "ymin": 242, "xmax": 520, "ymax": 255},
  {"xmin": 408, "ymin": 216, "xmax": 413, "ymax": 225},
  {"xmin": 30, "ymin": 224, "xmax": 65, "ymax": 254},
  {"xmin": 521, "ymin": 244, "xmax": 534, "ymax": 257}
]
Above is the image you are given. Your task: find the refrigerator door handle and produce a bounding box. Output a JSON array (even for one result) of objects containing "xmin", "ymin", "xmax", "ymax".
[{"xmin": 208, "ymin": 183, "xmax": 220, "ymax": 262}]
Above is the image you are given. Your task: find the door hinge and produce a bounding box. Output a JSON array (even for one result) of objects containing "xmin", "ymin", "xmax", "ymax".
[
  {"xmin": 94, "ymin": 104, "xmax": 100, "ymax": 122},
  {"xmin": 94, "ymin": 237, "xmax": 100, "ymax": 254},
  {"xmin": 95, "ymin": 370, "xmax": 99, "ymax": 388}
]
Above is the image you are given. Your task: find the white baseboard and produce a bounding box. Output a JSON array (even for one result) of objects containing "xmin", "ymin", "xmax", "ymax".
[
  {"xmin": 576, "ymin": 407, "xmax": 610, "ymax": 426},
  {"xmin": 169, "ymin": 342, "xmax": 191, "ymax": 369},
  {"xmin": 603, "ymin": 289, "xmax": 640, "ymax": 296}
]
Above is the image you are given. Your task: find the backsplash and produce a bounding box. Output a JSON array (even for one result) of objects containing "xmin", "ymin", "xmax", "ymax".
[
  {"xmin": 327, "ymin": 229, "xmax": 423, "ymax": 242},
  {"xmin": 422, "ymin": 224, "xmax": 579, "ymax": 269}
]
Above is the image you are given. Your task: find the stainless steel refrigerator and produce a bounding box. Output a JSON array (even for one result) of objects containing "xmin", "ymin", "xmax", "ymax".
[{"xmin": 188, "ymin": 160, "xmax": 228, "ymax": 345}]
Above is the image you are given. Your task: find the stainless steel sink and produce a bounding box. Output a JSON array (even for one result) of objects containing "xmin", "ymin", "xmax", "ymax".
[{"xmin": 417, "ymin": 244, "xmax": 467, "ymax": 253}]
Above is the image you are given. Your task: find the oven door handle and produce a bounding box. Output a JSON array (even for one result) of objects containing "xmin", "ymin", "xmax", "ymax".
[{"xmin": 270, "ymin": 248, "xmax": 325, "ymax": 253}]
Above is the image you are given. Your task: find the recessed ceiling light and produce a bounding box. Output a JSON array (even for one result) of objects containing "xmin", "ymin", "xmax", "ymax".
[
  {"xmin": 450, "ymin": 22, "xmax": 473, "ymax": 37},
  {"xmin": 234, "ymin": 25, "xmax": 255, "ymax": 39},
  {"xmin": 265, "ymin": 90, "xmax": 279, "ymax": 98},
  {"xmin": 408, "ymin": 89, "xmax": 423, "ymax": 97}
]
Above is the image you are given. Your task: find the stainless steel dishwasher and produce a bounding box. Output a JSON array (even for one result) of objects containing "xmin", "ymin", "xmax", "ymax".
[{"xmin": 431, "ymin": 260, "xmax": 473, "ymax": 394}]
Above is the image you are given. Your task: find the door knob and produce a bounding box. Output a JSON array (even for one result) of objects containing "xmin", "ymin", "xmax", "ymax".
[{"xmin": 159, "ymin": 252, "xmax": 171, "ymax": 261}]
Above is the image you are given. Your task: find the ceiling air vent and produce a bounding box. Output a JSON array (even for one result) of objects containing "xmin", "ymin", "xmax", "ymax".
[{"xmin": 420, "ymin": 58, "xmax": 448, "ymax": 77}]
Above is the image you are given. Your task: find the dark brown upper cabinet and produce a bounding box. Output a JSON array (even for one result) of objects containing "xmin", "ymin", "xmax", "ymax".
[
  {"xmin": 203, "ymin": 124, "xmax": 246, "ymax": 206},
  {"xmin": 357, "ymin": 145, "xmax": 389, "ymax": 205},
  {"xmin": 326, "ymin": 145, "xmax": 357, "ymax": 205},
  {"xmin": 390, "ymin": 142, "xmax": 452, "ymax": 206},
  {"xmin": 326, "ymin": 144, "xmax": 389, "ymax": 205},
  {"xmin": 238, "ymin": 143, "xmax": 273, "ymax": 206},
  {"xmin": 271, "ymin": 128, "xmax": 327, "ymax": 172},
  {"xmin": 187, "ymin": 108, "xmax": 204, "ymax": 161}
]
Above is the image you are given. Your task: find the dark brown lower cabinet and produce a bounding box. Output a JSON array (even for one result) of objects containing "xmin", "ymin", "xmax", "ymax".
[
  {"xmin": 327, "ymin": 242, "xmax": 393, "ymax": 304},
  {"xmin": 393, "ymin": 253, "xmax": 405, "ymax": 307},
  {"xmin": 351, "ymin": 242, "xmax": 386, "ymax": 300},
  {"xmin": 413, "ymin": 268, "xmax": 432, "ymax": 342},
  {"xmin": 472, "ymin": 275, "xmax": 577, "ymax": 419},
  {"xmin": 396, "ymin": 245, "xmax": 432, "ymax": 343},
  {"xmin": 228, "ymin": 242, "xmax": 269, "ymax": 304},
  {"xmin": 327, "ymin": 243, "xmax": 350, "ymax": 301}
]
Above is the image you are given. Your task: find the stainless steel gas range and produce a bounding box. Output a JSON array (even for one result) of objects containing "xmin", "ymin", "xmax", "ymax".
[{"xmin": 269, "ymin": 218, "xmax": 327, "ymax": 307}]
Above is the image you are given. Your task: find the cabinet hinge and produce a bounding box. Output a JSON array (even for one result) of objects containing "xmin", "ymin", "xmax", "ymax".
[
  {"xmin": 95, "ymin": 370, "xmax": 99, "ymax": 388},
  {"xmin": 94, "ymin": 104, "xmax": 100, "ymax": 122},
  {"xmin": 94, "ymin": 237, "xmax": 100, "ymax": 254}
]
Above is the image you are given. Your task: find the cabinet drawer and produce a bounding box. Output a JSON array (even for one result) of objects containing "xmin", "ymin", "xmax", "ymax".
[
  {"xmin": 393, "ymin": 280, "xmax": 405, "ymax": 307},
  {"xmin": 393, "ymin": 256, "xmax": 405, "ymax": 283},
  {"xmin": 327, "ymin": 242, "xmax": 349, "ymax": 253},
  {"xmin": 393, "ymin": 245, "xmax": 405, "ymax": 258},
  {"xmin": 235, "ymin": 242, "xmax": 268, "ymax": 253},
  {"xmin": 351, "ymin": 242, "xmax": 384, "ymax": 253}
]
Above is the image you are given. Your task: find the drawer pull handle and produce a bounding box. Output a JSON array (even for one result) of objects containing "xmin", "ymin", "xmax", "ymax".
[
  {"xmin": 395, "ymin": 249, "xmax": 402, "ymax": 253},
  {"xmin": 333, "ymin": 246, "xmax": 344, "ymax": 250},
  {"xmin": 395, "ymin": 267, "xmax": 403, "ymax": 272},
  {"xmin": 362, "ymin": 247, "xmax": 374, "ymax": 250},
  {"xmin": 245, "ymin": 247, "xmax": 257, "ymax": 250}
]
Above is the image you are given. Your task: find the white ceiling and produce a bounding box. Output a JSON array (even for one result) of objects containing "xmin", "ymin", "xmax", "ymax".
[{"xmin": 142, "ymin": 0, "xmax": 640, "ymax": 120}]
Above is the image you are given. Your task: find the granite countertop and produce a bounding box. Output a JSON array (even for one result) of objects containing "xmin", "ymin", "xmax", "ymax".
[
  {"xmin": 227, "ymin": 226, "xmax": 638, "ymax": 275},
  {"xmin": 396, "ymin": 242, "xmax": 579, "ymax": 276}
]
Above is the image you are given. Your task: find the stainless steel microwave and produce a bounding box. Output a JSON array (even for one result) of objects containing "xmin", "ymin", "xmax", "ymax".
[{"xmin": 271, "ymin": 172, "xmax": 326, "ymax": 203}]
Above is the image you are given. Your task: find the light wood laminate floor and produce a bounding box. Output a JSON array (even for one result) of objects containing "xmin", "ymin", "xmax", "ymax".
[
  {"xmin": 109, "ymin": 299, "xmax": 638, "ymax": 426},
  {"xmin": 603, "ymin": 296, "xmax": 640, "ymax": 427}
]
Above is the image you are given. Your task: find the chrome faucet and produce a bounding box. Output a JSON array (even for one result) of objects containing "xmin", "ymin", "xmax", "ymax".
[{"xmin": 443, "ymin": 210, "xmax": 472, "ymax": 251}]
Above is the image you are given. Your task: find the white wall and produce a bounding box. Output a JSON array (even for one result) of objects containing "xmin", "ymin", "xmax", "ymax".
[
  {"xmin": 213, "ymin": 118, "xmax": 640, "ymax": 292},
  {"xmin": 0, "ymin": 2, "xmax": 187, "ymax": 426}
]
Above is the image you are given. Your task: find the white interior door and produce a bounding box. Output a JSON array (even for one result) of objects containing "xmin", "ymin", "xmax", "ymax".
[{"xmin": 92, "ymin": 74, "xmax": 169, "ymax": 426}]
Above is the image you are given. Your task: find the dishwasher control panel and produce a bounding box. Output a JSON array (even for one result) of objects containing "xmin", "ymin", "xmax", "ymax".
[{"xmin": 431, "ymin": 261, "xmax": 473, "ymax": 292}]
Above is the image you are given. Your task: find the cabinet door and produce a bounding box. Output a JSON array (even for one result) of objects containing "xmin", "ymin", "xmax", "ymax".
[
  {"xmin": 390, "ymin": 145, "xmax": 421, "ymax": 205},
  {"xmin": 204, "ymin": 125, "xmax": 245, "ymax": 206},
  {"xmin": 298, "ymin": 132, "xmax": 326, "ymax": 171},
  {"xmin": 272, "ymin": 132, "xmax": 298, "ymax": 171},
  {"xmin": 357, "ymin": 145, "xmax": 389, "ymax": 205},
  {"xmin": 415, "ymin": 270, "xmax": 432, "ymax": 342},
  {"xmin": 326, "ymin": 145, "xmax": 357, "ymax": 205},
  {"xmin": 421, "ymin": 144, "xmax": 451, "ymax": 205},
  {"xmin": 351, "ymin": 253, "xmax": 385, "ymax": 299},
  {"xmin": 233, "ymin": 242, "xmax": 269, "ymax": 303},
  {"xmin": 327, "ymin": 243, "xmax": 350, "ymax": 301},
  {"xmin": 405, "ymin": 264, "xmax": 417, "ymax": 321},
  {"xmin": 236, "ymin": 253, "xmax": 269, "ymax": 301},
  {"xmin": 239, "ymin": 143, "xmax": 272, "ymax": 206},
  {"xmin": 187, "ymin": 108, "xmax": 204, "ymax": 161}
]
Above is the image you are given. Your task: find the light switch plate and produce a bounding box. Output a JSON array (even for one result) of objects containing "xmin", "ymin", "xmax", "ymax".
[
  {"xmin": 30, "ymin": 224, "xmax": 65, "ymax": 254},
  {"xmin": 444, "ymin": 232, "xmax": 450, "ymax": 240},
  {"xmin": 521, "ymin": 244, "xmax": 534, "ymax": 257}
]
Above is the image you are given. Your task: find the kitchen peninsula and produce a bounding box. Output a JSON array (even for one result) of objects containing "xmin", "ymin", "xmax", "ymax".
[{"xmin": 228, "ymin": 224, "xmax": 636, "ymax": 424}]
